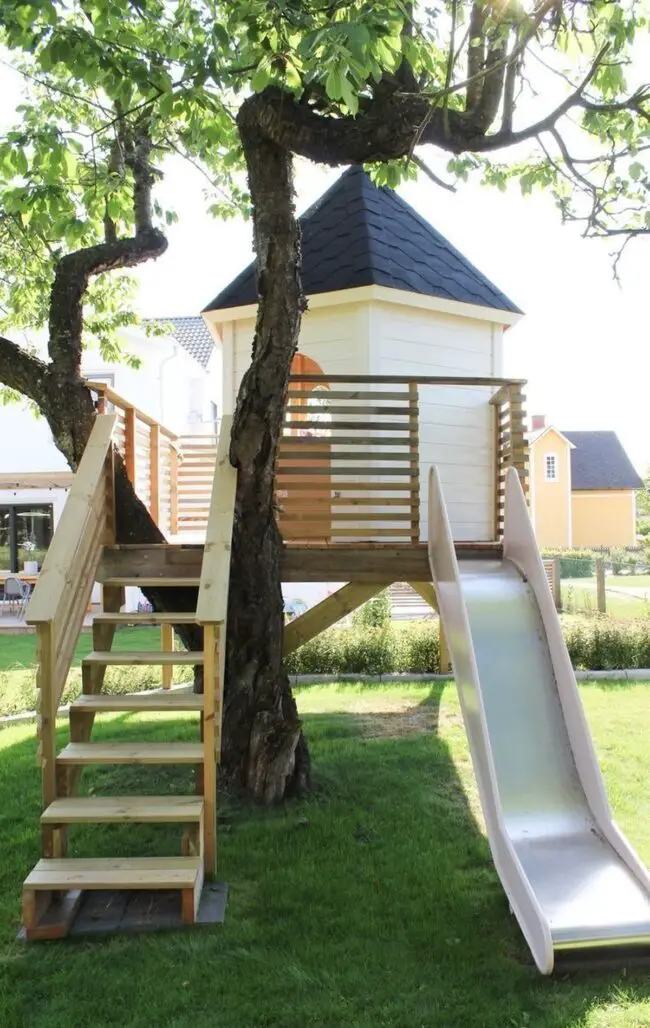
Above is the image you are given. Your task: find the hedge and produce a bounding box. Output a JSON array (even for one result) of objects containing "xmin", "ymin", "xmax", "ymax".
[{"xmin": 285, "ymin": 618, "xmax": 650, "ymax": 675}]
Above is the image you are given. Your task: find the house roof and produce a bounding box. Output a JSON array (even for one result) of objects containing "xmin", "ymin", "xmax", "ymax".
[
  {"xmin": 529, "ymin": 426, "xmax": 575, "ymax": 448},
  {"xmin": 145, "ymin": 316, "xmax": 215, "ymax": 368},
  {"xmin": 561, "ymin": 431, "xmax": 643, "ymax": 491},
  {"xmin": 203, "ymin": 166, "xmax": 521, "ymax": 317}
]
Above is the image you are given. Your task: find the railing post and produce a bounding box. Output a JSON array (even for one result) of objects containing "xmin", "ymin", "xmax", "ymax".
[
  {"xmin": 169, "ymin": 444, "xmax": 179, "ymax": 535},
  {"xmin": 408, "ymin": 382, "xmax": 420, "ymax": 544},
  {"xmin": 596, "ymin": 557, "xmax": 606, "ymax": 613},
  {"xmin": 161, "ymin": 622, "xmax": 173, "ymax": 689},
  {"xmin": 124, "ymin": 406, "xmax": 136, "ymax": 484},
  {"xmin": 150, "ymin": 423, "xmax": 160, "ymax": 525}
]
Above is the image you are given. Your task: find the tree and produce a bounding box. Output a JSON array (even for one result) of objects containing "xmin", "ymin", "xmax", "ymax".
[{"xmin": 1, "ymin": 0, "xmax": 649, "ymax": 801}]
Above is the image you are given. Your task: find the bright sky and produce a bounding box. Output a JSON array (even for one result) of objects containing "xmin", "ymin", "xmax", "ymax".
[
  {"xmin": 1, "ymin": 57, "xmax": 648, "ymax": 474},
  {"xmin": 138, "ymin": 155, "xmax": 650, "ymax": 474}
]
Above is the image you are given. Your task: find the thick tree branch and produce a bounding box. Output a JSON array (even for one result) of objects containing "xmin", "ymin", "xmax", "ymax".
[
  {"xmin": 47, "ymin": 120, "xmax": 166, "ymax": 376},
  {"xmin": 0, "ymin": 335, "xmax": 50, "ymax": 403}
]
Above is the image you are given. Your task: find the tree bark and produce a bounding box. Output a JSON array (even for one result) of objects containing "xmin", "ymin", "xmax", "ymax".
[{"xmin": 222, "ymin": 96, "xmax": 310, "ymax": 804}]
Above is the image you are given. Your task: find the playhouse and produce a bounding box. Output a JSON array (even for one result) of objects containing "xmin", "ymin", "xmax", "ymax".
[{"xmin": 19, "ymin": 168, "xmax": 650, "ymax": 975}]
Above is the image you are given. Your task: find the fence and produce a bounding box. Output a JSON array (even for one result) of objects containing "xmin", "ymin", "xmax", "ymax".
[{"xmin": 547, "ymin": 553, "xmax": 650, "ymax": 620}]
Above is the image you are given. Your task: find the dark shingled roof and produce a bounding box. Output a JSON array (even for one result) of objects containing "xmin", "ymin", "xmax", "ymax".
[
  {"xmin": 562, "ymin": 431, "xmax": 643, "ymax": 491},
  {"xmin": 145, "ymin": 316, "xmax": 215, "ymax": 368},
  {"xmin": 203, "ymin": 166, "xmax": 520, "ymax": 316}
]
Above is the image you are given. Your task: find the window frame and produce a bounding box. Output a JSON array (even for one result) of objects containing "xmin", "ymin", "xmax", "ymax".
[
  {"xmin": 0, "ymin": 502, "xmax": 54, "ymax": 573},
  {"xmin": 544, "ymin": 453, "xmax": 559, "ymax": 483}
]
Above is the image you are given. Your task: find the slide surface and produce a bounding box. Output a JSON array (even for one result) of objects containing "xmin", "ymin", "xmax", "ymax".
[{"xmin": 428, "ymin": 466, "xmax": 650, "ymax": 973}]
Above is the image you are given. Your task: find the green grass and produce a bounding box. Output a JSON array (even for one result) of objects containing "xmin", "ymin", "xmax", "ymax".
[
  {"xmin": 1, "ymin": 682, "xmax": 650, "ymax": 1026},
  {"xmin": 0, "ymin": 626, "xmax": 162, "ymax": 672},
  {"xmin": 562, "ymin": 580, "xmax": 650, "ymax": 621}
]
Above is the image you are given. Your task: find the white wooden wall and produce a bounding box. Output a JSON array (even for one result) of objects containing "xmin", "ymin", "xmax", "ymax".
[
  {"xmin": 370, "ymin": 302, "xmax": 503, "ymax": 541},
  {"xmin": 220, "ymin": 296, "xmax": 503, "ymax": 542}
]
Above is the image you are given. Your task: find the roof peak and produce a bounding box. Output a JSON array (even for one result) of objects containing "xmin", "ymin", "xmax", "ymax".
[{"xmin": 203, "ymin": 168, "xmax": 521, "ymax": 317}]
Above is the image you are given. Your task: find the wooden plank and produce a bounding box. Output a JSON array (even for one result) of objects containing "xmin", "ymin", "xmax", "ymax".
[
  {"xmin": 280, "ymin": 511, "xmax": 413, "ymax": 522},
  {"xmin": 289, "ymin": 374, "xmax": 527, "ymax": 386},
  {"xmin": 42, "ymin": 796, "xmax": 204, "ymax": 824},
  {"xmin": 408, "ymin": 582, "xmax": 438, "ymax": 613},
  {"xmin": 281, "ymin": 435, "xmax": 410, "ymax": 447},
  {"xmin": 35, "ymin": 623, "xmax": 57, "ymax": 855},
  {"xmin": 408, "ymin": 382, "xmax": 420, "ymax": 544},
  {"xmin": 284, "ymin": 583, "xmax": 388, "ymax": 655},
  {"xmin": 124, "ymin": 407, "xmax": 136, "ymax": 483},
  {"xmin": 161, "ymin": 622, "xmax": 174, "ymax": 689},
  {"xmin": 277, "ymin": 450, "xmax": 412, "ymax": 462},
  {"xmin": 27, "ymin": 415, "xmax": 115, "ymax": 624},
  {"xmin": 287, "ymin": 390, "xmax": 408, "ymax": 401},
  {"xmin": 22, "ymin": 887, "xmax": 82, "ymax": 941},
  {"xmin": 196, "ymin": 416, "xmax": 237, "ymax": 624},
  {"xmin": 170, "ymin": 445, "xmax": 179, "ymax": 534},
  {"xmin": 99, "ymin": 544, "xmax": 204, "ymax": 580},
  {"xmin": 285, "ymin": 404, "xmax": 409, "ymax": 417},
  {"xmin": 86, "ymin": 382, "xmax": 179, "ymax": 440},
  {"xmin": 275, "ymin": 481, "xmax": 413, "ymax": 492},
  {"xmin": 82, "ymin": 650, "xmax": 204, "ymax": 666},
  {"xmin": 281, "ymin": 497, "xmax": 412, "ymax": 509},
  {"xmin": 282, "ymin": 526, "xmax": 412, "ymax": 539},
  {"xmin": 278, "ymin": 467, "xmax": 415, "ymax": 477},
  {"xmin": 285, "ymin": 419, "xmax": 411, "ymax": 432},
  {"xmin": 25, "ymin": 857, "xmax": 202, "ymax": 890},
  {"xmin": 57, "ymin": 743, "xmax": 204, "ymax": 765},
  {"xmin": 93, "ymin": 612, "xmax": 198, "ymax": 625},
  {"xmin": 150, "ymin": 424, "xmax": 160, "ymax": 524},
  {"xmin": 281, "ymin": 545, "xmax": 430, "ymax": 582},
  {"xmin": 202, "ymin": 623, "xmax": 218, "ymax": 876},
  {"xmin": 101, "ymin": 576, "xmax": 200, "ymax": 587},
  {"xmin": 70, "ymin": 691, "xmax": 203, "ymax": 712}
]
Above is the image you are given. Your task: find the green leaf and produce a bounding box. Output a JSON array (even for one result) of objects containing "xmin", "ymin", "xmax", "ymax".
[{"xmin": 251, "ymin": 62, "xmax": 271, "ymax": 93}]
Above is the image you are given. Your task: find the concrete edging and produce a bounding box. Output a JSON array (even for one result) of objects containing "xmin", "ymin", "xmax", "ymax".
[{"xmin": 2, "ymin": 671, "xmax": 650, "ymax": 728}]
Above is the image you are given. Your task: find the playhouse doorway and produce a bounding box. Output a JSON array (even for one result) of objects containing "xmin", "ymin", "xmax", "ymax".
[{"xmin": 276, "ymin": 354, "xmax": 332, "ymax": 542}]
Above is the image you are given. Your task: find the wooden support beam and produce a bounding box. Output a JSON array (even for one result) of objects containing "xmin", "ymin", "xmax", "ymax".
[
  {"xmin": 281, "ymin": 545, "xmax": 431, "ymax": 583},
  {"xmin": 150, "ymin": 423, "xmax": 160, "ymax": 525},
  {"xmin": 160, "ymin": 622, "xmax": 174, "ymax": 689},
  {"xmin": 169, "ymin": 446, "xmax": 179, "ymax": 534},
  {"xmin": 124, "ymin": 407, "xmax": 136, "ymax": 484},
  {"xmin": 407, "ymin": 581, "xmax": 438, "ymax": 613},
  {"xmin": 202, "ymin": 622, "xmax": 219, "ymax": 877},
  {"xmin": 283, "ymin": 583, "xmax": 390, "ymax": 655},
  {"xmin": 596, "ymin": 557, "xmax": 606, "ymax": 614}
]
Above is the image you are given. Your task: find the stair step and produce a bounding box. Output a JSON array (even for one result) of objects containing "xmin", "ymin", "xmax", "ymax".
[
  {"xmin": 82, "ymin": 650, "xmax": 204, "ymax": 666},
  {"xmin": 102, "ymin": 577, "xmax": 200, "ymax": 588},
  {"xmin": 70, "ymin": 691, "xmax": 203, "ymax": 713},
  {"xmin": 24, "ymin": 856, "xmax": 202, "ymax": 891},
  {"xmin": 57, "ymin": 742, "xmax": 204, "ymax": 765},
  {"xmin": 93, "ymin": 612, "xmax": 198, "ymax": 625},
  {"xmin": 42, "ymin": 796, "xmax": 204, "ymax": 824}
]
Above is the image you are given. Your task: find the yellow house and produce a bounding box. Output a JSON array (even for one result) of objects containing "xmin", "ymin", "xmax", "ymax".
[{"xmin": 529, "ymin": 417, "xmax": 642, "ymax": 549}]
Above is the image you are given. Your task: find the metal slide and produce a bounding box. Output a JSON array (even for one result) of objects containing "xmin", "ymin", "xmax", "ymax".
[{"xmin": 428, "ymin": 466, "xmax": 650, "ymax": 974}]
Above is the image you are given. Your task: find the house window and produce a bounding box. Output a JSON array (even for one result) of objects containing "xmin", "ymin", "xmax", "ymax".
[
  {"xmin": 0, "ymin": 504, "xmax": 54, "ymax": 573},
  {"xmin": 544, "ymin": 454, "xmax": 558, "ymax": 482}
]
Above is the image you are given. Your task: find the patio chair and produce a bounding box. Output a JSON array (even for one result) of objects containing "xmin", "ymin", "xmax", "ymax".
[{"xmin": 3, "ymin": 577, "xmax": 31, "ymax": 619}]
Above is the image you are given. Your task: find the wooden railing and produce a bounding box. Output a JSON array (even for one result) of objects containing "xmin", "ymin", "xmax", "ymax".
[
  {"xmin": 276, "ymin": 375, "xmax": 421, "ymax": 543},
  {"xmin": 490, "ymin": 381, "xmax": 529, "ymax": 539},
  {"xmin": 196, "ymin": 415, "xmax": 237, "ymax": 874},
  {"xmin": 177, "ymin": 435, "xmax": 218, "ymax": 534},
  {"xmin": 88, "ymin": 381, "xmax": 179, "ymax": 536},
  {"xmin": 26, "ymin": 414, "xmax": 116, "ymax": 823}
]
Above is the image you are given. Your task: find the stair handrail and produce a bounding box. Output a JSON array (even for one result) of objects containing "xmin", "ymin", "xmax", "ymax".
[
  {"xmin": 196, "ymin": 415, "xmax": 236, "ymax": 626},
  {"xmin": 26, "ymin": 413, "xmax": 117, "ymax": 812}
]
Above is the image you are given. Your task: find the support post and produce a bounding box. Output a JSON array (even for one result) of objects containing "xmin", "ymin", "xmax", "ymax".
[
  {"xmin": 596, "ymin": 557, "xmax": 606, "ymax": 614},
  {"xmin": 150, "ymin": 423, "xmax": 160, "ymax": 525},
  {"xmin": 202, "ymin": 622, "xmax": 219, "ymax": 877},
  {"xmin": 408, "ymin": 382, "xmax": 420, "ymax": 544},
  {"xmin": 161, "ymin": 622, "xmax": 174, "ymax": 689},
  {"xmin": 124, "ymin": 406, "xmax": 136, "ymax": 484},
  {"xmin": 169, "ymin": 444, "xmax": 179, "ymax": 535},
  {"xmin": 439, "ymin": 619, "xmax": 452, "ymax": 675}
]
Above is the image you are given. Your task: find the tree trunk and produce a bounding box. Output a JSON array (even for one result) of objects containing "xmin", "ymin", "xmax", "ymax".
[{"xmin": 222, "ymin": 98, "xmax": 310, "ymax": 803}]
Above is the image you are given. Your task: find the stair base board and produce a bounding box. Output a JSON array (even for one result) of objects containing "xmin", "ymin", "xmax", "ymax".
[{"xmin": 20, "ymin": 881, "xmax": 227, "ymax": 942}]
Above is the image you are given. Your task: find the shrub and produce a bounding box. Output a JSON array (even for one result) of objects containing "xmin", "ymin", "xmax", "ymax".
[
  {"xmin": 285, "ymin": 617, "xmax": 650, "ymax": 676},
  {"xmin": 352, "ymin": 590, "xmax": 391, "ymax": 628}
]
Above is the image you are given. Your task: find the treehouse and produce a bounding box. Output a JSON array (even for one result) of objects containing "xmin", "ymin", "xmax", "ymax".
[{"xmin": 19, "ymin": 168, "xmax": 530, "ymax": 941}]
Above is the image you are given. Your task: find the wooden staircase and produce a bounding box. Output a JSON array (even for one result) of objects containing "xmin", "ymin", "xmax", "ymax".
[{"xmin": 22, "ymin": 415, "xmax": 236, "ymax": 940}]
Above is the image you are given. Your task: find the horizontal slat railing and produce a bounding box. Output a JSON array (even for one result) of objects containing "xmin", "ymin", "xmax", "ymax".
[
  {"xmin": 490, "ymin": 381, "xmax": 529, "ymax": 538},
  {"xmin": 88, "ymin": 381, "xmax": 179, "ymax": 536},
  {"xmin": 26, "ymin": 414, "xmax": 117, "ymax": 814},
  {"xmin": 277, "ymin": 375, "xmax": 420, "ymax": 544}
]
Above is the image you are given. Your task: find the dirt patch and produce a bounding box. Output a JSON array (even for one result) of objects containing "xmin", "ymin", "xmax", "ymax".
[{"xmin": 354, "ymin": 706, "xmax": 439, "ymax": 739}]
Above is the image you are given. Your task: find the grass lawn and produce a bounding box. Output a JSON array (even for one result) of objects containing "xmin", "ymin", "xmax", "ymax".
[
  {"xmin": 562, "ymin": 580, "xmax": 650, "ymax": 620},
  {"xmin": 1, "ymin": 682, "xmax": 650, "ymax": 1026},
  {"xmin": 0, "ymin": 626, "xmax": 162, "ymax": 672}
]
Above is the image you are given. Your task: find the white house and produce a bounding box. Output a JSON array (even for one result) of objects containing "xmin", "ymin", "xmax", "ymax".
[{"xmin": 0, "ymin": 317, "xmax": 220, "ymax": 577}]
